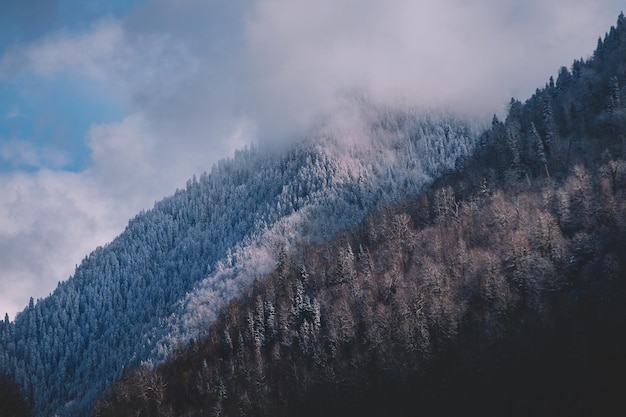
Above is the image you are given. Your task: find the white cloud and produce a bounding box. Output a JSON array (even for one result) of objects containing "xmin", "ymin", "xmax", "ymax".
[
  {"xmin": 3, "ymin": 1, "xmax": 623, "ymax": 141},
  {"xmin": 4, "ymin": 0, "xmax": 619, "ymax": 144},
  {"xmin": 87, "ymin": 116, "xmax": 159, "ymax": 198},
  {"xmin": 0, "ymin": 170, "xmax": 124, "ymax": 319},
  {"xmin": 0, "ymin": 139, "xmax": 70, "ymax": 169},
  {"xmin": 0, "ymin": 19, "xmax": 196, "ymax": 96},
  {"xmin": 242, "ymin": 0, "xmax": 623, "ymax": 137}
]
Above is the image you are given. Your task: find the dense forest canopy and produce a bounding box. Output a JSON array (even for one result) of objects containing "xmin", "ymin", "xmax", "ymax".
[
  {"xmin": 92, "ymin": 12, "xmax": 626, "ymax": 417},
  {"xmin": 0, "ymin": 106, "xmax": 478, "ymax": 416},
  {"xmin": 2, "ymin": 11, "xmax": 626, "ymax": 417}
]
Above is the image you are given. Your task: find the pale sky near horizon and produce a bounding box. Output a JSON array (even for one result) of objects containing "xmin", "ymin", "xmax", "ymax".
[{"xmin": 0, "ymin": 0, "xmax": 623, "ymax": 320}]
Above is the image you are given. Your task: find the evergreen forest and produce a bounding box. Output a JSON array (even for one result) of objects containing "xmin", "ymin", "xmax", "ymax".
[{"xmin": 3, "ymin": 12, "xmax": 626, "ymax": 417}]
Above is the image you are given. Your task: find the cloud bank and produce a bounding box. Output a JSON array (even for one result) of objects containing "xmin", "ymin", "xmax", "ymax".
[{"xmin": 0, "ymin": 0, "xmax": 623, "ymax": 318}]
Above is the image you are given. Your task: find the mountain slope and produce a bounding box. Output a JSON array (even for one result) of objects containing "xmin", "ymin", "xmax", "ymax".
[
  {"xmin": 92, "ymin": 13, "xmax": 626, "ymax": 417},
  {"xmin": 0, "ymin": 107, "xmax": 478, "ymax": 417},
  {"xmin": 95, "ymin": 161, "xmax": 626, "ymax": 417}
]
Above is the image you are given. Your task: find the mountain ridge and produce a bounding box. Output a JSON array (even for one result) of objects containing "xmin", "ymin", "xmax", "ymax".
[
  {"xmin": 91, "ymin": 12, "xmax": 626, "ymax": 417},
  {"xmin": 3, "ymin": 11, "xmax": 626, "ymax": 417},
  {"xmin": 0, "ymin": 106, "xmax": 479, "ymax": 417}
]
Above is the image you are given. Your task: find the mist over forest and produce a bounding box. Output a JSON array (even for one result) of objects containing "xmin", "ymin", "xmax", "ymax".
[{"xmin": 2, "ymin": 8, "xmax": 626, "ymax": 417}]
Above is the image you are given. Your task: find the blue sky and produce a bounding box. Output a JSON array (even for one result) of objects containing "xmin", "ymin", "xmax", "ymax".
[
  {"xmin": 0, "ymin": 0, "xmax": 623, "ymax": 319},
  {"xmin": 0, "ymin": 75, "xmax": 124, "ymax": 171},
  {"xmin": 0, "ymin": 1, "xmax": 143, "ymax": 42},
  {"xmin": 0, "ymin": 1, "xmax": 142, "ymax": 172}
]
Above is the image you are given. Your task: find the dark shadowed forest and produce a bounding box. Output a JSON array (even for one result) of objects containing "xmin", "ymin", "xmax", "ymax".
[{"xmin": 0, "ymin": 373, "xmax": 32, "ymax": 417}]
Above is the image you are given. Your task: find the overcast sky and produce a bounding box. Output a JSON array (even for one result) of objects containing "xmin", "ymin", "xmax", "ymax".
[{"xmin": 0, "ymin": 0, "xmax": 623, "ymax": 320}]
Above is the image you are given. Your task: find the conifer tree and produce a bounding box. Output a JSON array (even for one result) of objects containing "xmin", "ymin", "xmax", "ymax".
[{"xmin": 542, "ymin": 98, "xmax": 556, "ymax": 158}]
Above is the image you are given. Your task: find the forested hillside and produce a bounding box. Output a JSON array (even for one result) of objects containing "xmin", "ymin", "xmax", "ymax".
[
  {"xmin": 0, "ymin": 106, "xmax": 478, "ymax": 417},
  {"xmin": 92, "ymin": 13, "xmax": 626, "ymax": 417}
]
